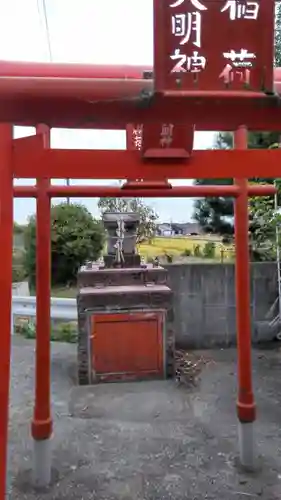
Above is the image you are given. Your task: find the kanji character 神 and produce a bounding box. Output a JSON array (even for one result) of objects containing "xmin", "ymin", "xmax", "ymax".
[{"xmin": 170, "ymin": 49, "xmax": 207, "ymax": 73}]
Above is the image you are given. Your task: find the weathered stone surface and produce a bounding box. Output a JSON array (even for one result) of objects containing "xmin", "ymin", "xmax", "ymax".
[
  {"xmin": 103, "ymin": 212, "xmax": 139, "ymax": 256},
  {"xmin": 103, "ymin": 254, "xmax": 141, "ymax": 268},
  {"xmin": 77, "ymin": 265, "xmax": 168, "ymax": 288}
]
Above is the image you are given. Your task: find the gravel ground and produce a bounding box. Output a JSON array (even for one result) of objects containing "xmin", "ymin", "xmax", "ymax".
[{"xmin": 7, "ymin": 336, "xmax": 281, "ymax": 499}]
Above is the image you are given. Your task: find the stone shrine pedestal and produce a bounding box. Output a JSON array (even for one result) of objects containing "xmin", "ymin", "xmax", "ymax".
[{"xmin": 76, "ymin": 212, "xmax": 174, "ymax": 385}]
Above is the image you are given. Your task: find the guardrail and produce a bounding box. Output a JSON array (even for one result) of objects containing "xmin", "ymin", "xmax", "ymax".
[{"xmin": 12, "ymin": 296, "xmax": 77, "ymax": 333}]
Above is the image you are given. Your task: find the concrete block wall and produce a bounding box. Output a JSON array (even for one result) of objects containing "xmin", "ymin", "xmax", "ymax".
[{"xmin": 164, "ymin": 262, "xmax": 278, "ymax": 348}]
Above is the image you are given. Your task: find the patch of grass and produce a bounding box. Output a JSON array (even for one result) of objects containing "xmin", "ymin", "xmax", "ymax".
[
  {"xmin": 16, "ymin": 319, "xmax": 77, "ymax": 343},
  {"xmin": 30, "ymin": 286, "xmax": 77, "ymax": 299},
  {"xmin": 51, "ymin": 286, "xmax": 77, "ymax": 298},
  {"xmin": 12, "ymin": 247, "xmax": 27, "ymax": 282}
]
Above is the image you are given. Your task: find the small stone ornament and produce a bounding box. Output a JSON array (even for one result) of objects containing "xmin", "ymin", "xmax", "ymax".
[
  {"xmin": 153, "ymin": 256, "xmax": 160, "ymax": 268},
  {"xmin": 140, "ymin": 256, "xmax": 146, "ymax": 268},
  {"xmin": 98, "ymin": 256, "xmax": 105, "ymax": 269}
]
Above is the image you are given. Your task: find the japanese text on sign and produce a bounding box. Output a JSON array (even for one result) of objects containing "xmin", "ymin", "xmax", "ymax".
[
  {"xmin": 169, "ymin": 0, "xmax": 260, "ymax": 84},
  {"xmin": 132, "ymin": 125, "xmax": 143, "ymax": 150},
  {"xmin": 160, "ymin": 124, "xmax": 174, "ymax": 147},
  {"xmin": 132, "ymin": 124, "xmax": 176, "ymax": 149}
]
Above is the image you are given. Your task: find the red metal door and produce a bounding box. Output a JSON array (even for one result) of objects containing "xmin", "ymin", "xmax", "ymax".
[{"xmin": 91, "ymin": 312, "xmax": 164, "ymax": 380}]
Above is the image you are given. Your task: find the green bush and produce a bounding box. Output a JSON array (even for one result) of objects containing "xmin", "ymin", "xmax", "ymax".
[
  {"xmin": 182, "ymin": 248, "xmax": 192, "ymax": 257},
  {"xmin": 24, "ymin": 203, "xmax": 105, "ymax": 287},
  {"xmin": 17, "ymin": 320, "xmax": 77, "ymax": 343},
  {"xmin": 222, "ymin": 235, "xmax": 232, "ymax": 245},
  {"xmin": 12, "ymin": 248, "xmax": 27, "ymax": 282},
  {"xmin": 164, "ymin": 252, "xmax": 174, "ymax": 263},
  {"xmin": 147, "ymin": 256, "xmax": 155, "ymax": 264},
  {"xmin": 12, "ymin": 266, "xmax": 27, "ymax": 283},
  {"xmin": 203, "ymin": 241, "xmax": 216, "ymax": 259},
  {"xmin": 53, "ymin": 323, "xmax": 77, "ymax": 343},
  {"xmin": 193, "ymin": 244, "xmax": 202, "ymax": 257},
  {"xmin": 17, "ymin": 321, "xmax": 36, "ymax": 339}
]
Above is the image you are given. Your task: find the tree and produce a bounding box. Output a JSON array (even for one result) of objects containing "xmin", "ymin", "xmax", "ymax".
[
  {"xmin": 24, "ymin": 202, "xmax": 105, "ymax": 287},
  {"xmin": 13, "ymin": 222, "xmax": 26, "ymax": 236},
  {"xmin": 193, "ymin": 4, "xmax": 281, "ymax": 237},
  {"xmin": 98, "ymin": 197, "xmax": 158, "ymax": 243},
  {"xmin": 249, "ymin": 182, "xmax": 281, "ymax": 261},
  {"xmin": 193, "ymin": 132, "xmax": 280, "ymax": 235},
  {"xmin": 275, "ymin": 2, "xmax": 281, "ymax": 66}
]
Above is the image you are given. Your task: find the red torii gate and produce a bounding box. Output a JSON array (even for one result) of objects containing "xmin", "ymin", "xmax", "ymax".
[{"xmin": 0, "ymin": 0, "xmax": 280, "ymax": 496}]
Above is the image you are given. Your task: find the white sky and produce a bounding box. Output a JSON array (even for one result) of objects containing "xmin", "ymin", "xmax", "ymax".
[{"xmin": 1, "ymin": 0, "xmax": 216, "ymax": 223}]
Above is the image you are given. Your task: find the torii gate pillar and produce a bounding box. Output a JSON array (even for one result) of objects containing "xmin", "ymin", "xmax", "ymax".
[
  {"xmin": 0, "ymin": 124, "xmax": 13, "ymax": 500},
  {"xmin": 234, "ymin": 126, "xmax": 256, "ymax": 469}
]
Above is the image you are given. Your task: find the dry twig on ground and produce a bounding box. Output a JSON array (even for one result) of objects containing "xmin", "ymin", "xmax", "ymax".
[{"xmin": 175, "ymin": 350, "xmax": 213, "ymax": 387}]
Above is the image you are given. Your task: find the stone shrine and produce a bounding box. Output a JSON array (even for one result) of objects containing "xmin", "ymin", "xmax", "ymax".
[
  {"xmin": 77, "ymin": 212, "xmax": 174, "ymax": 385},
  {"xmin": 102, "ymin": 212, "xmax": 141, "ymax": 268}
]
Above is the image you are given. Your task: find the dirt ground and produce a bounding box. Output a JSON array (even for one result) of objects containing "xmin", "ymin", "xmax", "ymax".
[{"xmin": 7, "ymin": 336, "xmax": 281, "ymax": 499}]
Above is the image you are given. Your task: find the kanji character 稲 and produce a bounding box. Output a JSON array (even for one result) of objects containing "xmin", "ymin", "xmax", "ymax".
[{"xmin": 221, "ymin": 1, "xmax": 259, "ymax": 20}]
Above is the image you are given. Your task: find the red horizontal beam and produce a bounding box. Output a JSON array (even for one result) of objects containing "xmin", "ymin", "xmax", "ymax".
[
  {"xmin": 2, "ymin": 60, "xmax": 281, "ymax": 89},
  {"xmin": 47, "ymin": 185, "xmax": 241, "ymax": 197},
  {"xmin": 0, "ymin": 60, "xmax": 280, "ymax": 95},
  {"xmin": 0, "ymin": 78, "xmax": 151, "ymax": 101},
  {"xmin": 163, "ymin": 90, "xmax": 268, "ymax": 99},
  {"xmin": 2, "ymin": 95, "xmax": 280, "ymax": 131},
  {"xmin": 0, "ymin": 61, "xmax": 147, "ymax": 79},
  {"xmin": 0, "ymin": 61, "xmax": 151, "ymax": 100},
  {"xmin": 12, "ymin": 148, "xmax": 281, "ymax": 180},
  {"xmin": 13, "ymin": 186, "xmax": 37, "ymax": 197},
  {"xmin": 12, "ymin": 184, "xmax": 275, "ymax": 198},
  {"xmin": 0, "ymin": 61, "xmax": 280, "ymax": 130}
]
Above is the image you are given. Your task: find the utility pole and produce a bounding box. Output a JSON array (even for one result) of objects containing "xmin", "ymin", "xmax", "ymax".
[
  {"xmin": 269, "ymin": 144, "xmax": 281, "ymax": 322},
  {"xmin": 66, "ymin": 178, "xmax": 70, "ymax": 205}
]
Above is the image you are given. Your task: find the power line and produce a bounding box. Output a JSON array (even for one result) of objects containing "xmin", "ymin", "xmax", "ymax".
[
  {"xmin": 36, "ymin": 0, "xmax": 71, "ymax": 204},
  {"xmin": 37, "ymin": 0, "xmax": 52, "ymax": 61}
]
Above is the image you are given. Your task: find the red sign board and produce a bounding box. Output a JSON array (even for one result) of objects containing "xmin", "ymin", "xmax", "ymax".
[
  {"xmin": 126, "ymin": 123, "xmax": 194, "ymax": 158},
  {"xmin": 154, "ymin": 0, "xmax": 274, "ymax": 93}
]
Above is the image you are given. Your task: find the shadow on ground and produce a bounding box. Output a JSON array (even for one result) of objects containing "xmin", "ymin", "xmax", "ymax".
[{"xmin": 7, "ymin": 336, "xmax": 281, "ymax": 499}]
